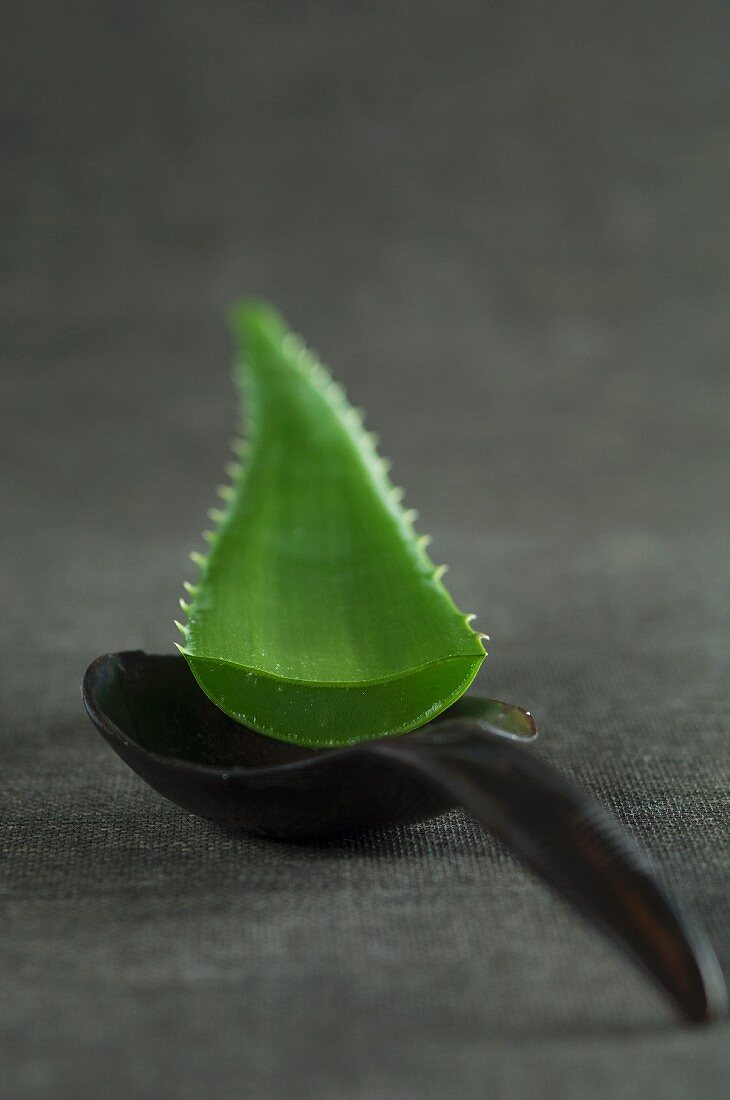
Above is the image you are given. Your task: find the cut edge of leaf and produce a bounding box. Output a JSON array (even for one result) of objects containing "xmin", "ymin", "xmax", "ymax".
[
  {"xmin": 174, "ymin": 643, "xmax": 487, "ymax": 690},
  {"xmin": 178, "ymin": 648, "xmax": 484, "ymax": 747}
]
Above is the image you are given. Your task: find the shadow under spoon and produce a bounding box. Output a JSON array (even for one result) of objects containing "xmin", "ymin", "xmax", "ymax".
[{"xmin": 83, "ymin": 650, "xmax": 727, "ymax": 1025}]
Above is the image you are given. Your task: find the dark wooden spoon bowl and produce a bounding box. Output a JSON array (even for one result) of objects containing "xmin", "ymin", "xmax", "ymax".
[
  {"xmin": 82, "ymin": 650, "xmax": 727, "ymax": 1024},
  {"xmin": 82, "ymin": 650, "xmax": 536, "ymax": 839}
]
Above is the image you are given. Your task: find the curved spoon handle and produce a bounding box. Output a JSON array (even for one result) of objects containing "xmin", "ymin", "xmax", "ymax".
[{"xmin": 375, "ymin": 720, "xmax": 727, "ymax": 1024}]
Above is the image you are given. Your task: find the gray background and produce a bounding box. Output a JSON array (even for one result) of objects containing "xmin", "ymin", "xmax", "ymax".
[{"xmin": 3, "ymin": 2, "xmax": 729, "ymax": 1097}]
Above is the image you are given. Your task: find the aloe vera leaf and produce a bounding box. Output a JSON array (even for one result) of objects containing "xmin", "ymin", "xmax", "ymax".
[{"xmin": 177, "ymin": 303, "xmax": 486, "ymax": 747}]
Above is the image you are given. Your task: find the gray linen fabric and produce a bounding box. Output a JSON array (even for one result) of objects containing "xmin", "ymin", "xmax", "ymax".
[{"xmin": 2, "ymin": 2, "xmax": 729, "ymax": 1097}]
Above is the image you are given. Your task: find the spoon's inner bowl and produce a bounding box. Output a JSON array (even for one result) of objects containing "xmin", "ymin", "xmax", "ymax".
[
  {"xmin": 88, "ymin": 651, "xmax": 537, "ymax": 773},
  {"xmin": 90, "ymin": 652, "xmax": 318, "ymax": 768}
]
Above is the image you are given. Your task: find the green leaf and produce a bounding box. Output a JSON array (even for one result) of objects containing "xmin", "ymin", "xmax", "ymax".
[{"xmin": 177, "ymin": 302, "xmax": 486, "ymax": 746}]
